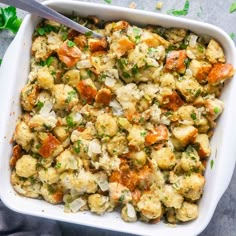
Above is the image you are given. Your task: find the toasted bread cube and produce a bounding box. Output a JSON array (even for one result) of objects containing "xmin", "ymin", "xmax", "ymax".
[
  {"xmin": 57, "ymin": 40, "xmax": 81, "ymax": 67},
  {"xmin": 37, "ymin": 67, "xmax": 54, "ymax": 90},
  {"xmin": 151, "ymin": 147, "xmax": 176, "ymax": 170},
  {"xmin": 172, "ymin": 125, "xmax": 198, "ymax": 147},
  {"xmin": 77, "ymin": 79, "xmax": 97, "ymax": 104},
  {"xmin": 176, "ymin": 202, "xmax": 198, "ymax": 222},
  {"xmin": 74, "ymin": 34, "xmax": 87, "ymax": 50},
  {"xmin": 205, "ymin": 98, "xmax": 224, "ymax": 120},
  {"xmin": 189, "ymin": 60, "xmax": 212, "ymax": 83},
  {"xmin": 207, "ymin": 63, "xmax": 234, "ymax": 85},
  {"xmin": 21, "ymin": 83, "xmax": 39, "ymax": 111},
  {"xmin": 105, "ymin": 21, "xmax": 129, "ymax": 34},
  {"xmin": 165, "ymin": 50, "xmax": 187, "ymax": 74},
  {"xmin": 111, "ymin": 36, "xmax": 135, "ymax": 57},
  {"xmin": 95, "ymin": 88, "xmax": 112, "ymax": 105},
  {"xmin": 88, "ymin": 38, "xmax": 108, "ymax": 53},
  {"xmin": 161, "ymin": 91, "xmax": 184, "ymax": 111},
  {"xmin": 194, "ymin": 134, "xmax": 211, "ymax": 158},
  {"xmin": 32, "ymin": 36, "xmax": 51, "ymax": 61},
  {"xmin": 141, "ymin": 31, "xmax": 170, "ymax": 48},
  {"xmin": 145, "ymin": 125, "xmax": 168, "ymax": 146},
  {"xmin": 176, "ymin": 78, "xmax": 202, "ymax": 102},
  {"xmin": 206, "ymin": 39, "xmax": 225, "ymax": 64}
]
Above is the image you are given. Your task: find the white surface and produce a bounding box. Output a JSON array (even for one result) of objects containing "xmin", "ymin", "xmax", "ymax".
[{"xmin": 0, "ymin": 1, "xmax": 236, "ymax": 236}]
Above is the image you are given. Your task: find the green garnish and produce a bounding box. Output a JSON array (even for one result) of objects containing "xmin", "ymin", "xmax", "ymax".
[
  {"xmin": 132, "ymin": 64, "xmax": 139, "ymax": 75},
  {"xmin": 104, "ymin": 0, "xmax": 112, "ymax": 3},
  {"xmin": 55, "ymin": 162, "xmax": 61, "ymax": 169},
  {"xmin": 167, "ymin": 0, "xmax": 190, "ymax": 16},
  {"xmin": 166, "ymin": 45, "xmax": 177, "ymax": 52},
  {"xmin": 191, "ymin": 112, "xmax": 197, "ymax": 121},
  {"xmin": 117, "ymin": 58, "xmax": 128, "ymax": 69},
  {"xmin": 214, "ymin": 107, "xmax": 220, "ymax": 114},
  {"xmin": 229, "ymin": 2, "xmax": 236, "ymax": 13},
  {"xmin": 194, "ymin": 89, "xmax": 201, "ymax": 98},
  {"xmin": 229, "ymin": 32, "xmax": 235, "ymax": 40},
  {"xmin": 29, "ymin": 176, "xmax": 36, "ymax": 185},
  {"xmin": 62, "ymin": 32, "xmax": 68, "ymax": 40},
  {"xmin": 36, "ymin": 101, "xmax": 44, "ymax": 110},
  {"xmin": 123, "ymin": 72, "xmax": 131, "ymax": 78},
  {"xmin": 0, "ymin": 59, "xmax": 2, "ymax": 65},
  {"xmin": 118, "ymin": 195, "xmax": 125, "ymax": 202},
  {"xmin": 84, "ymin": 31, "xmax": 93, "ymax": 37},
  {"xmin": 197, "ymin": 44, "xmax": 205, "ymax": 53},
  {"xmin": 140, "ymin": 131, "xmax": 147, "ymax": 137},
  {"xmin": 184, "ymin": 58, "xmax": 190, "ymax": 67},
  {"xmin": 87, "ymin": 70, "xmax": 93, "ymax": 77},
  {"xmin": 0, "ymin": 6, "xmax": 22, "ymax": 34},
  {"xmin": 66, "ymin": 90, "xmax": 77, "ymax": 103},
  {"xmin": 37, "ymin": 25, "xmax": 57, "ymax": 36},
  {"xmin": 39, "ymin": 56, "xmax": 54, "ymax": 67},
  {"xmin": 73, "ymin": 140, "xmax": 81, "ymax": 154},
  {"xmin": 67, "ymin": 40, "xmax": 76, "ymax": 47},
  {"xmin": 47, "ymin": 185, "xmax": 56, "ymax": 194},
  {"xmin": 66, "ymin": 115, "xmax": 76, "ymax": 128},
  {"xmin": 210, "ymin": 159, "xmax": 214, "ymax": 169}
]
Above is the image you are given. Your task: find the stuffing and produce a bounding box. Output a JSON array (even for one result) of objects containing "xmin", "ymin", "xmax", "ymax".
[
  {"xmin": 12, "ymin": 16, "xmax": 235, "ymax": 225},
  {"xmin": 14, "ymin": 121, "xmax": 34, "ymax": 151},
  {"xmin": 206, "ymin": 39, "xmax": 226, "ymax": 64},
  {"xmin": 15, "ymin": 155, "xmax": 37, "ymax": 178},
  {"xmin": 21, "ymin": 83, "xmax": 39, "ymax": 111},
  {"xmin": 88, "ymin": 194, "xmax": 110, "ymax": 215},
  {"xmin": 53, "ymin": 84, "xmax": 79, "ymax": 110},
  {"xmin": 151, "ymin": 147, "xmax": 176, "ymax": 170},
  {"xmin": 176, "ymin": 202, "xmax": 198, "ymax": 222}
]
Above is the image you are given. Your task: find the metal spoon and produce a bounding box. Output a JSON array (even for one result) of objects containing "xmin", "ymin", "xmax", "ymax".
[{"xmin": 0, "ymin": 0, "xmax": 103, "ymax": 38}]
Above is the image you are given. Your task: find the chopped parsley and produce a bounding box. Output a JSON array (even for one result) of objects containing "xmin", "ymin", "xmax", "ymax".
[
  {"xmin": 191, "ymin": 112, "xmax": 197, "ymax": 121},
  {"xmin": 0, "ymin": 6, "xmax": 22, "ymax": 34},
  {"xmin": 73, "ymin": 140, "xmax": 81, "ymax": 154},
  {"xmin": 66, "ymin": 115, "xmax": 76, "ymax": 128},
  {"xmin": 0, "ymin": 59, "xmax": 2, "ymax": 65},
  {"xmin": 84, "ymin": 31, "xmax": 93, "ymax": 37},
  {"xmin": 194, "ymin": 89, "xmax": 201, "ymax": 98},
  {"xmin": 123, "ymin": 72, "xmax": 131, "ymax": 78},
  {"xmin": 118, "ymin": 195, "xmax": 125, "ymax": 202},
  {"xmin": 66, "ymin": 90, "xmax": 77, "ymax": 103},
  {"xmin": 214, "ymin": 107, "xmax": 220, "ymax": 114},
  {"xmin": 167, "ymin": 0, "xmax": 190, "ymax": 16},
  {"xmin": 39, "ymin": 56, "xmax": 54, "ymax": 67},
  {"xmin": 140, "ymin": 131, "xmax": 147, "ymax": 137},
  {"xmin": 229, "ymin": 2, "xmax": 236, "ymax": 13},
  {"xmin": 184, "ymin": 58, "xmax": 190, "ymax": 67},
  {"xmin": 197, "ymin": 44, "xmax": 205, "ymax": 53},
  {"xmin": 210, "ymin": 159, "xmax": 214, "ymax": 169},
  {"xmin": 229, "ymin": 32, "xmax": 235, "ymax": 40},
  {"xmin": 132, "ymin": 64, "xmax": 139, "ymax": 75},
  {"xmin": 37, "ymin": 25, "xmax": 57, "ymax": 36},
  {"xmin": 117, "ymin": 58, "xmax": 128, "ymax": 69},
  {"xmin": 36, "ymin": 101, "xmax": 44, "ymax": 110},
  {"xmin": 55, "ymin": 162, "xmax": 61, "ymax": 169},
  {"xmin": 67, "ymin": 40, "xmax": 76, "ymax": 47},
  {"xmin": 47, "ymin": 185, "xmax": 56, "ymax": 194}
]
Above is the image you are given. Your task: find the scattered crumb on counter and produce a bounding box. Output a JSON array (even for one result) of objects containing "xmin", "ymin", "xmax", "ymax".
[
  {"xmin": 156, "ymin": 1, "xmax": 163, "ymax": 10},
  {"xmin": 129, "ymin": 1, "xmax": 137, "ymax": 9}
]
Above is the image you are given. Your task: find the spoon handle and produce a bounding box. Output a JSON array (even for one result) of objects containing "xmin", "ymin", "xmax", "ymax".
[{"xmin": 0, "ymin": 0, "xmax": 103, "ymax": 38}]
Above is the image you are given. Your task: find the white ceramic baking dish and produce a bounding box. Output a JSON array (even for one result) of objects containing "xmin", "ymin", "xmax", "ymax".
[{"xmin": 0, "ymin": 1, "xmax": 236, "ymax": 235}]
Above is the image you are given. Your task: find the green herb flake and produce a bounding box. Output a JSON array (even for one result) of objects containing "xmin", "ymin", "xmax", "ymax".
[
  {"xmin": 184, "ymin": 58, "xmax": 190, "ymax": 67},
  {"xmin": 229, "ymin": 32, "xmax": 235, "ymax": 40},
  {"xmin": 66, "ymin": 90, "xmax": 77, "ymax": 103},
  {"xmin": 47, "ymin": 185, "xmax": 56, "ymax": 194},
  {"xmin": 37, "ymin": 25, "xmax": 57, "ymax": 36},
  {"xmin": 210, "ymin": 159, "xmax": 214, "ymax": 169},
  {"xmin": 66, "ymin": 115, "xmax": 76, "ymax": 128},
  {"xmin": 191, "ymin": 112, "xmax": 197, "ymax": 121},
  {"xmin": 37, "ymin": 27, "xmax": 45, "ymax": 36},
  {"xmin": 167, "ymin": 0, "xmax": 190, "ymax": 16},
  {"xmin": 214, "ymin": 107, "xmax": 220, "ymax": 114},
  {"xmin": 73, "ymin": 140, "xmax": 81, "ymax": 154},
  {"xmin": 55, "ymin": 162, "xmax": 61, "ymax": 169},
  {"xmin": 140, "ymin": 131, "xmax": 147, "ymax": 137},
  {"xmin": 197, "ymin": 44, "xmax": 205, "ymax": 53},
  {"xmin": 36, "ymin": 101, "xmax": 44, "ymax": 110},
  {"xmin": 84, "ymin": 31, "xmax": 93, "ymax": 37},
  {"xmin": 0, "ymin": 59, "xmax": 2, "ymax": 65},
  {"xmin": 104, "ymin": 0, "xmax": 112, "ymax": 4},
  {"xmin": 67, "ymin": 40, "xmax": 76, "ymax": 47},
  {"xmin": 46, "ymin": 56, "xmax": 54, "ymax": 66},
  {"xmin": 229, "ymin": 2, "xmax": 236, "ymax": 13},
  {"xmin": 132, "ymin": 64, "xmax": 139, "ymax": 75},
  {"xmin": 118, "ymin": 195, "xmax": 125, "ymax": 202},
  {"xmin": 62, "ymin": 32, "xmax": 68, "ymax": 40},
  {"xmin": 29, "ymin": 176, "xmax": 36, "ymax": 185},
  {"xmin": 0, "ymin": 6, "xmax": 22, "ymax": 34},
  {"xmin": 123, "ymin": 72, "xmax": 131, "ymax": 78},
  {"xmin": 194, "ymin": 89, "xmax": 201, "ymax": 98}
]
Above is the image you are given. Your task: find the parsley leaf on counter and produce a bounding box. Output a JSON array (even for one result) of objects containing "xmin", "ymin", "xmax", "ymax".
[
  {"xmin": 229, "ymin": 2, "xmax": 236, "ymax": 13},
  {"xmin": 167, "ymin": 0, "xmax": 190, "ymax": 16},
  {"xmin": 104, "ymin": 0, "xmax": 112, "ymax": 4},
  {"xmin": 229, "ymin": 32, "xmax": 235, "ymax": 40},
  {"xmin": 0, "ymin": 59, "xmax": 2, "ymax": 65},
  {"xmin": 0, "ymin": 6, "xmax": 22, "ymax": 34}
]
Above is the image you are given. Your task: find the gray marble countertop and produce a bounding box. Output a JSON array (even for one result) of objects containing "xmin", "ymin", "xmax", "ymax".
[{"xmin": 0, "ymin": 0, "xmax": 235, "ymax": 236}]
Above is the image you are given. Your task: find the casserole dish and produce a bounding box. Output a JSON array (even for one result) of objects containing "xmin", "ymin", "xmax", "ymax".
[{"xmin": 0, "ymin": 1, "xmax": 235, "ymax": 235}]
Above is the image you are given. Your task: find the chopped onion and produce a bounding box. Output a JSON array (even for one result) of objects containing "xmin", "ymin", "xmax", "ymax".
[
  {"xmin": 109, "ymin": 99, "xmax": 123, "ymax": 116},
  {"xmin": 88, "ymin": 139, "xmax": 102, "ymax": 157},
  {"xmin": 14, "ymin": 185, "xmax": 26, "ymax": 195},
  {"xmin": 69, "ymin": 198, "xmax": 86, "ymax": 213},
  {"xmin": 95, "ymin": 172, "xmax": 109, "ymax": 191},
  {"xmin": 77, "ymin": 60, "xmax": 92, "ymax": 69},
  {"xmin": 126, "ymin": 203, "xmax": 136, "ymax": 219},
  {"xmin": 189, "ymin": 34, "xmax": 198, "ymax": 48},
  {"xmin": 105, "ymin": 77, "xmax": 116, "ymax": 87}
]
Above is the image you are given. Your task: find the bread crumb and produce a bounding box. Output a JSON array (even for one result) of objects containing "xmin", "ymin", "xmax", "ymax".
[
  {"xmin": 129, "ymin": 1, "xmax": 137, "ymax": 9},
  {"xmin": 156, "ymin": 1, "xmax": 163, "ymax": 10}
]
